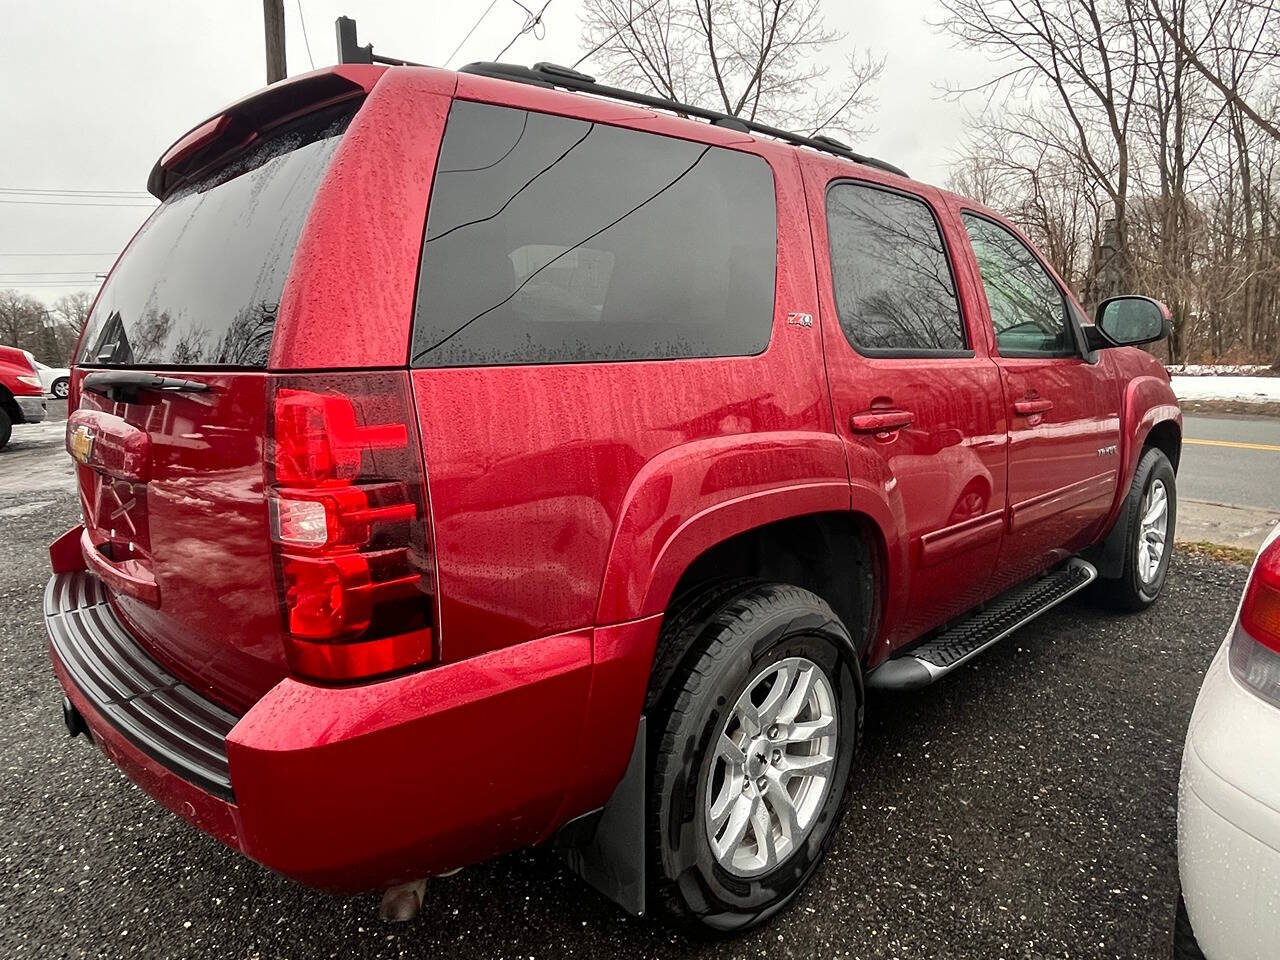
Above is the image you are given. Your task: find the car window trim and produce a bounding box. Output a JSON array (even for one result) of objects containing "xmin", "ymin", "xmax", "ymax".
[
  {"xmin": 958, "ymin": 208, "xmax": 1086, "ymax": 361},
  {"xmin": 823, "ymin": 178, "xmax": 975, "ymax": 360}
]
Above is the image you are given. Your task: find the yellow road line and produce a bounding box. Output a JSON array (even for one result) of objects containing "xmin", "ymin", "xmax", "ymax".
[{"xmin": 1185, "ymin": 437, "xmax": 1280, "ymax": 453}]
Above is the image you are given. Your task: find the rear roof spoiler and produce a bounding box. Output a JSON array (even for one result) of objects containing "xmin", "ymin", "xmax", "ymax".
[{"xmin": 146, "ymin": 66, "xmax": 384, "ymax": 201}]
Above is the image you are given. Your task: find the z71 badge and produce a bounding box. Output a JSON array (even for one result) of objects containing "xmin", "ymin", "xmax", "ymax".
[{"xmin": 786, "ymin": 312, "xmax": 813, "ymax": 328}]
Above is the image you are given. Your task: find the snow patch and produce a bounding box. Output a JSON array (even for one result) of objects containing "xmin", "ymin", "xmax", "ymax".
[
  {"xmin": 1171, "ymin": 375, "xmax": 1280, "ymax": 403},
  {"xmin": 12, "ymin": 420, "xmax": 69, "ymax": 441},
  {"xmin": 1166, "ymin": 363, "xmax": 1274, "ymax": 376},
  {"xmin": 0, "ymin": 499, "xmax": 55, "ymax": 518}
]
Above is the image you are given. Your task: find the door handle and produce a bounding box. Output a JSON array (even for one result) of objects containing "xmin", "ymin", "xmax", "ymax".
[
  {"xmin": 1013, "ymin": 398, "xmax": 1053, "ymax": 416},
  {"xmin": 849, "ymin": 409, "xmax": 914, "ymax": 433}
]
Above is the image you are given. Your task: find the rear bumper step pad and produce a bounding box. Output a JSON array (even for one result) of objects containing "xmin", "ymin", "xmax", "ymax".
[
  {"xmin": 44, "ymin": 572, "xmax": 238, "ymax": 799},
  {"xmin": 867, "ymin": 558, "xmax": 1098, "ymax": 691}
]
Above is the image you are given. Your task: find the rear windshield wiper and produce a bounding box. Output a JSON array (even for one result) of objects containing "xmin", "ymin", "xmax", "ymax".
[{"xmin": 81, "ymin": 371, "xmax": 212, "ymax": 404}]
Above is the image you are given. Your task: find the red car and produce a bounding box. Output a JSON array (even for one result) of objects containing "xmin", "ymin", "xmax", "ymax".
[
  {"xmin": 0, "ymin": 344, "xmax": 47, "ymax": 448},
  {"xmin": 45, "ymin": 55, "xmax": 1180, "ymax": 934}
]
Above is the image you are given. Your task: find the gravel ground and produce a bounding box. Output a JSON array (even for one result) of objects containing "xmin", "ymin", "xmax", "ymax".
[{"xmin": 0, "ymin": 419, "xmax": 1249, "ymax": 959}]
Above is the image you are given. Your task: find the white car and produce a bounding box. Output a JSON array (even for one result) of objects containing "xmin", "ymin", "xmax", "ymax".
[
  {"xmin": 25, "ymin": 352, "xmax": 70, "ymax": 399},
  {"xmin": 1176, "ymin": 525, "xmax": 1280, "ymax": 959}
]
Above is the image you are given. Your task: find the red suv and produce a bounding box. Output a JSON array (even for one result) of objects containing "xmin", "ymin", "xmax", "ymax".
[{"xmin": 45, "ymin": 57, "xmax": 1180, "ymax": 934}]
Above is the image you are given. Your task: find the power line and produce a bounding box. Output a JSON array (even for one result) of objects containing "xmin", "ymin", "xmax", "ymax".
[
  {"xmin": 296, "ymin": 0, "xmax": 315, "ymax": 70},
  {"xmin": 0, "ymin": 199, "xmax": 154, "ymax": 208},
  {"xmin": 445, "ymin": 0, "xmax": 501, "ymax": 67},
  {"xmin": 3, "ymin": 282, "xmax": 102, "ymax": 288},
  {"xmin": 572, "ymin": 0, "xmax": 663, "ymax": 69},
  {"xmin": 495, "ymin": 0, "xmax": 554, "ymax": 60},
  {"xmin": 0, "ymin": 187, "xmax": 149, "ymax": 197}
]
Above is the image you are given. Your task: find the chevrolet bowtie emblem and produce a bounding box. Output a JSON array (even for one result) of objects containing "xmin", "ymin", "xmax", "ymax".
[{"xmin": 68, "ymin": 424, "xmax": 95, "ymax": 465}]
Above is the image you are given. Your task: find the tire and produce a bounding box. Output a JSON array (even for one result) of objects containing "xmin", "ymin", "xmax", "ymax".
[
  {"xmin": 52, "ymin": 378, "xmax": 69, "ymax": 399},
  {"xmin": 1094, "ymin": 446, "xmax": 1176, "ymax": 611},
  {"xmin": 0, "ymin": 407, "xmax": 11, "ymax": 451},
  {"xmin": 645, "ymin": 578, "xmax": 759, "ymax": 713},
  {"xmin": 1172, "ymin": 892, "xmax": 1207, "ymax": 960},
  {"xmin": 647, "ymin": 582, "xmax": 863, "ymax": 934}
]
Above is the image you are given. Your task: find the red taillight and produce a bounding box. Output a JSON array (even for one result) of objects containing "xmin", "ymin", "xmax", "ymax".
[
  {"xmin": 1240, "ymin": 540, "xmax": 1280, "ymax": 654},
  {"xmin": 1230, "ymin": 539, "xmax": 1280, "ymax": 707},
  {"xmin": 267, "ymin": 375, "xmax": 434, "ymax": 682}
]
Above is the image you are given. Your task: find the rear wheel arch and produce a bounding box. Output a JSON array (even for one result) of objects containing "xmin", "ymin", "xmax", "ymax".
[
  {"xmin": 1143, "ymin": 418, "xmax": 1182, "ymax": 472},
  {"xmin": 645, "ymin": 511, "xmax": 885, "ymax": 713}
]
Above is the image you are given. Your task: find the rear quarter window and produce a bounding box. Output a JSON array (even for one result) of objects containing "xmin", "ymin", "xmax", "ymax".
[{"xmin": 411, "ymin": 100, "xmax": 777, "ymax": 367}]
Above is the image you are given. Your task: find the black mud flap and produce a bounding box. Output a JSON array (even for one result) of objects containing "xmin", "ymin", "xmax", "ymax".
[{"xmin": 558, "ymin": 718, "xmax": 646, "ymax": 916}]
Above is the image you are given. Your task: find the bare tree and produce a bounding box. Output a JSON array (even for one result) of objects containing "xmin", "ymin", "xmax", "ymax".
[
  {"xmin": 49, "ymin": 291, "xmax": 95, "ymax": 362},
  {"xmin": 949, "ymin": 106, "xmax": 1107, "ymax": 298},
  {"xmin": 950, "ymin": 0, "xmax": 1280, "ymax": 366},
  {"xmin": 52, "ymin": 291, "xmax": 93, "ymax": 334},
  {"xmin": 1143, "ymin": 0, "xmax": 1280, "ymax": 142},
  {"xmin": 579, "ymin": 0, "xmax": 883, "ymax": 137},
  {"xmin": 938, "ymin": 0, "xmax": 1145, "ymax": 297},
  {"xmin": 0, "ymin": 290, "xmax": 46, "ymax": 353}
]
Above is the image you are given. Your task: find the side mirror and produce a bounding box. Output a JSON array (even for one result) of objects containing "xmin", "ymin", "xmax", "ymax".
[{"xmin": 1090, "ymin": 296, "xmax": 1170, "ymax": 348}]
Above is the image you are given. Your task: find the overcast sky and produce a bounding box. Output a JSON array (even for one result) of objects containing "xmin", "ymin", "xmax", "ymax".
[{"xmin": 0, "ymin": 0, "xmax": 996, "ymax": 307}]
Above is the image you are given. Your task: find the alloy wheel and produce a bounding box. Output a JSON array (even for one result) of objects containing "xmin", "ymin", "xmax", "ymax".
[
  {"xmin": 1137, "ymin": 477, "xmax": 1169, "ymax": 584},
  {"xmin": 704, "ymin": 656, "xmax": 838, "ymax": 877}
]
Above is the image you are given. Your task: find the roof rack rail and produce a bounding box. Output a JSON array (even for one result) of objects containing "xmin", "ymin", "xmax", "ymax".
[
  {"xmin": 330, "ymin": 15, "xmax": 906, "ymax": 178},
  {"xmin": 458, "ymin": 60, "xmax": 908, "ymax": 178},
  {"xmin": 335, "ymin": 16, "xmax": 424, "ymax": 67}
]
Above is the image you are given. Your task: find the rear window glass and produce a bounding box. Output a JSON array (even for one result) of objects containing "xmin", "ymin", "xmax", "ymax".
[
  {"xmin": 411, "ymin": 100, "xmax": 777, "ymax": 367},
  {"xmin": 78, "ymin": 105, "xmax": 355, "ymax": 368}
]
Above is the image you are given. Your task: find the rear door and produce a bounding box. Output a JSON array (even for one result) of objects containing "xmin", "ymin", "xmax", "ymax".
[
  {"xmin": 955, "ymin": 210, "xmax": 1121, "ymax": 584},
  {"xmin": 69, "ymin": 103, "xmax": 357, "ymax": 711},
  {"xmin": 804, "ymin": 166, "xmax": 1009, "ymax": 651}
]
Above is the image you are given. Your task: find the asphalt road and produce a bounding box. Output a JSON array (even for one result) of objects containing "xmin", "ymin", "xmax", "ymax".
[
  {"xmin": 1180, "ymin": 414, "xmax": 1280, "ymax": 511},
  {"xmin": 0, "ymin": 412, "xmax": 1253, "ymax": 959}
]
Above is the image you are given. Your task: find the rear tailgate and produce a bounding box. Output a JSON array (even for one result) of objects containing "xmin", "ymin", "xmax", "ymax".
[
  {"xmin": 69, "ymin": 94, "xmax": 360, "ymax": 712},
  {"xmin": 70, "ymin": 375, "xmax": 278, "ymax": 710}
]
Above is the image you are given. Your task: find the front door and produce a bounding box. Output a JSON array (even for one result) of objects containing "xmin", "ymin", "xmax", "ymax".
[
  {"xmin": 957, "ymin": 211, "xmax": 1122, "ymax": 585},
  {"xmin": 806, "ymin": 169, "xmax": 1009, "ymax": 656}
]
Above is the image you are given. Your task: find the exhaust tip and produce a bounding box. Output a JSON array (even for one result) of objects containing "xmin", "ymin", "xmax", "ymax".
[{"xmin": 61, "ymin": 696, "xmax": 88, "ymax": 739}]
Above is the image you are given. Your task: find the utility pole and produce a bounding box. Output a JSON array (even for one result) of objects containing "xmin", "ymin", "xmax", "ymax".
[
  {"xmin": 264, "ymin": 0, "xmax": 287, "ymax": 84},
  {"xmin": 39, "ymin": 310, "xmax": 57, "ymax": 364}
]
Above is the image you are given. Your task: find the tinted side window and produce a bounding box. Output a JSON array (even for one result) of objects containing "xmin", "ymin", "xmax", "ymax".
[
  {"xmin": 825, "ymin": 183, "xmax": 966, "ymax": 353},
  {"xmin": 961, "ymin": 214, "xmax": 1074, "ymax": 357},
  {"xmin": 411, "ymin": 101, "xmax": 777, "ymax": 367}
]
